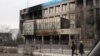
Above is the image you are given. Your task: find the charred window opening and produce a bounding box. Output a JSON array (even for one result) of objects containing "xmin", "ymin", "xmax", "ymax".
[
  {"xmin": 44, "ymin": 36, "xmax": 50, "ymax": 44},
  {"xmin": 52, "ymin": 35, "xmax": 59, "ymax": 44},
  {"xmin": 21, "ymin": 14, "xmax": 30, "ymax": 20},
  {"xmin": 77, "ymin": 0, "xmax": 83, "ymax": 11},
  {"xmin": 61, "ymin": 17, "xmax": 70, "ymax": 29},
  {"xmin": 33, "ymin": 10, "xmax": 42, "ymax": 19},
  {"xmin": 86, "ymin": 9, "xmax": 94, "ymax": 25},
  {"xmin": 76, "ymin": 12, "xmax": 83, "ymax": 28},
  {"xmin": 71, "ymin": 35, "xmax": 75, "ymax": 40},
  {"xmin": 86, "ymin": 0, "xmax": 93, "ymax": 9},
  {"xmin": 36, "ymin": 36, "xmax": 42, "ymax": 44},
  {"xmin": 85, "ymin": 9, "xmax": 94, "ymax": 39},
  {"xmin": 61, "ymin": 35, "xmax": 69, "ymax": 44},
  {"xmin": 96, "ymin": 0, "xmax": 100, "ymax": 7}
]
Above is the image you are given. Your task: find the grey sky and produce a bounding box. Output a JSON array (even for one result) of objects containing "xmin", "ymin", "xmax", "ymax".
[{"xmin": 0, "ymin": 0, "xmax": 50, "ymax": 29}]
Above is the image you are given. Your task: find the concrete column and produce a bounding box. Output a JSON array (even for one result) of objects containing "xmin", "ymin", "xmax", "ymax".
[
  {"xmin": 53, "ymin": 6, "xmax": 55, "ymax": 14},
  {"xmin": 80, "ymin": 30, "xmax": 82, "ymax": 40},
  {"xmin": 50, "ymin": 36, "xmax": 52, "ymax": 53},
  {"xmin": 42, "ymin": 36, "xmax": 44, "ymax": 46},
  {"xmin": 34, "ymin": 37, "xmax": 36, "ymax": 46},
  {"xmin": 60, "ymin": 4, "xmax": 62, "ymax": 17},
  {"xmin": 40, "ymin": 36, "xmax": 44, "ymax": 52},
  {"xmin": 48, "ymin": 8, "xmax": 49, "ymax": 15},
  {"xmin": 66, "ymin": 2, "xmax": 70, "ymax": 21},
  {"xmin": 26, "ymin": 39, "xmax": 28, "ymax": 45},
  {"xmin": 60, "ymin": 4, "xmax": 62, "ymax": 12},
  {"xmin": 59, "ymin": 35, "xmax": 63, "ymax": 54},
  {"xmin": 24, "ymin": 37, "xmax": 26, "ymax": 44},
  {"xmin": 59, "ymin": 35, "xmax": 61, "ymax": 45},
  {"xmin": 59, "ymin": 35, "xmax": 62, "ymax": 53},
  {"xmin": 68, "ymin": 2, "xmax": 70, "ymax": 11},
  {"xmin": 68, "ymin": 34, "xmax": 71, "ymax": 46},
  {"xmin": 68, "ymin": 2, "xmax": 71, "ymax": 28}
]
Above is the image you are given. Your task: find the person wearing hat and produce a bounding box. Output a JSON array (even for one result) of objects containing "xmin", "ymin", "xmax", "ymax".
[{"xmin": 79, "ymin": 41, "xmax": 84, "ymax": 56}]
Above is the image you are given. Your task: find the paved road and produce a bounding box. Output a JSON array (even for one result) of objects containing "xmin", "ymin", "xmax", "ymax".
[
  {"xmin": 0, "ymin": 53, "xmax": 29, "ymax": 56},
  {"xmin": 0, "ymin": 53, "xmax": 51, "ymax": 56}
]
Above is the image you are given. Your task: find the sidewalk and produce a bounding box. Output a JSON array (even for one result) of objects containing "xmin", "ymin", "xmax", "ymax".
[{"xmin": 33, "ymin": 49, "xmax": 90, "ymax": 56}]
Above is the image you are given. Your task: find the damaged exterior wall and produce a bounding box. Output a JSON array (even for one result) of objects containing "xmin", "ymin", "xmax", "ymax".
[
  {"xmin": 20, "ymin": 0, "xmax": 81, "ymax": 48},
  {"xmin": 20, "ymin": 0, "xmax": 100, "ymax": 50}
]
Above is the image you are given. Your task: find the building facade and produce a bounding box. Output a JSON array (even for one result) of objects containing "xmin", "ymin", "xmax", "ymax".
[
  {"xmin": 20, "ymin": 0, "xmax": 100, "ymax": 50},
  {"xmin": 76, "ymin": 0, "xmax": 100, "ymax": 41}
]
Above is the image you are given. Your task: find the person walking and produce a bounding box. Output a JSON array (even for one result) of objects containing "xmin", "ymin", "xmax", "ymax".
[
  {"xmin": 71, "ymin": 41, "xmax": 76, "ymax": 56},
  {"xmin": 79, "ymin": 41, "xmax": 84, "ymax": 56}
]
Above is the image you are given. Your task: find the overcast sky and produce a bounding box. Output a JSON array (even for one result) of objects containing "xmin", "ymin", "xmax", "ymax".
[{"xmin": 0, "ymin": 0, "xmax": 51, "ymax": 29}]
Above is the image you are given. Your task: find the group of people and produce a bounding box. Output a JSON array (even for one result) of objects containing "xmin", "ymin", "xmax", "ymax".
[{"xmin": 71, "ymin": 41, "xmax": 84, "ymax": 56}]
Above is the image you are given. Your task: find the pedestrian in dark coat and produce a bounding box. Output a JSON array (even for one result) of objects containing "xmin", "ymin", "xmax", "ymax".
[
  {"xmin": 79, "ymin": 41, "xmax": 84, "ymax": 56},
  {"xmin": 71, "ymin": 41, "xmax": 76, "ymax": 56}
]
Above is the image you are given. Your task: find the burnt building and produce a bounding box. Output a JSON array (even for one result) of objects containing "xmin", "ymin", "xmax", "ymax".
[
  {"xmin": 20, "ymin": 0, "xmax": 78, "ymax": 46},
  {"xmin": 20, "ymin": 0, "xmax": 100, "ymax": 51}
]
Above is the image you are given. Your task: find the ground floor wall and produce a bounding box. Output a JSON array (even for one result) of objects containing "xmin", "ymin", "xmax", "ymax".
[
  {"xmin": 23, "ymin": 33, "xmax": 94, "ymax": 50},
  {"xmin": 24, "ymin": 34, "xmax": 80, "ymax": 48}
]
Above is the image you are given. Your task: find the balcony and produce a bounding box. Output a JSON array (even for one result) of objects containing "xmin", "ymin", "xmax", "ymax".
[{"xmin": 22, "ymin": 17, "xmax": 70, "ymax": 36}]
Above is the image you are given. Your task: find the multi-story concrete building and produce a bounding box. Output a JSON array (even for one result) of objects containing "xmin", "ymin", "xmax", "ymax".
[
  {"xmin": 20, "ymin": 0, "xmax": 79, "ymax": 45},
  {"xmin": 20, "ymin": 0, "xmax": 100, "ymax": 51},
  {"xmin": 76, "ymin": 0, "xmax": 100, "ymax": 42}
]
